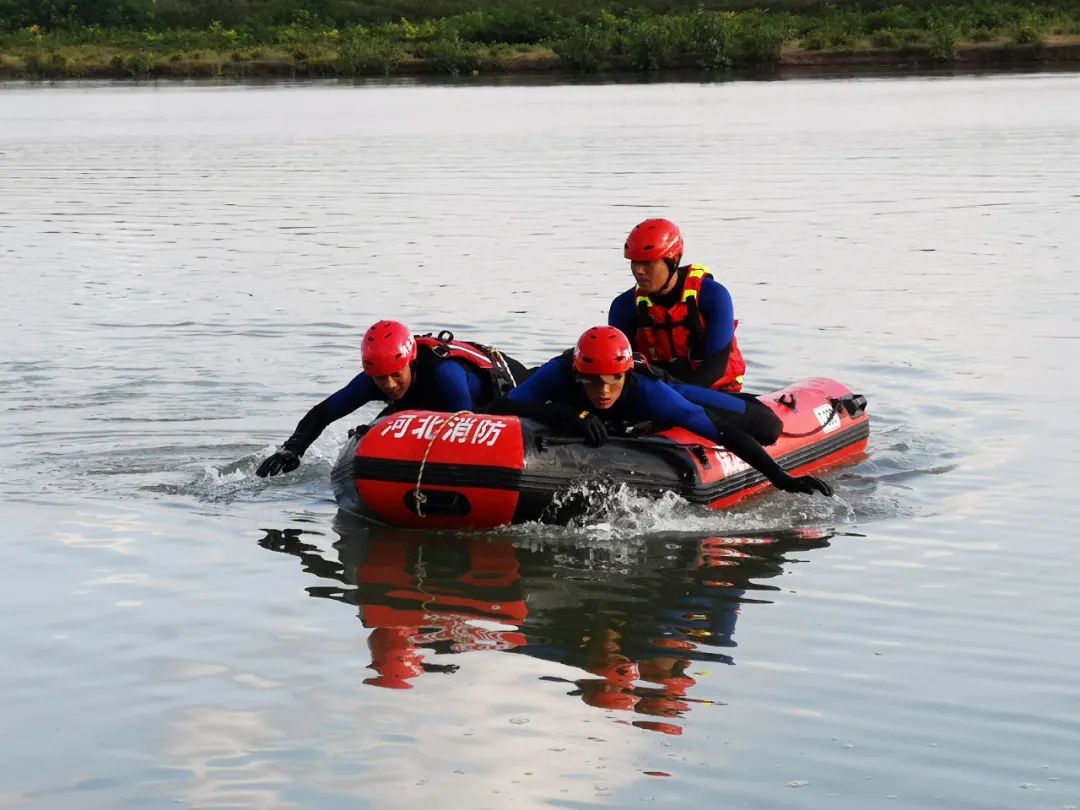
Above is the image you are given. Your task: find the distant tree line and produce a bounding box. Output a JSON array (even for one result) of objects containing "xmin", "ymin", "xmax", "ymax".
[
  {"xmin": 4, "ymin": 0, "xmax": 1077, "ymax": 31},
  {"xmin": 3, "ymin": 0, "xmax": 1078, "ymax": 79}
]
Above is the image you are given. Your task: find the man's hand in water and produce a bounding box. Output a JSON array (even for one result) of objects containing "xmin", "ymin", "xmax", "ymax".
[
  {"xmin": 256, "ymin": 450, "xmax": 300, "ymax": 478},
  {"xmin": 777, "ymin": 474, "xmax": 833, "ymax": 496}
]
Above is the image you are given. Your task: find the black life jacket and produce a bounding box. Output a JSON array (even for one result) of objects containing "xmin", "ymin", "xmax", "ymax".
[{"xmin": 556, "ymin": 349, "xmax": 643, "ymax": 435}]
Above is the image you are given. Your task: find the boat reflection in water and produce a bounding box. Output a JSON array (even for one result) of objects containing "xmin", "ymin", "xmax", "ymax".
[{"xmin": 257, "ymin": 519, "xmax": 835, "ymax": 735}]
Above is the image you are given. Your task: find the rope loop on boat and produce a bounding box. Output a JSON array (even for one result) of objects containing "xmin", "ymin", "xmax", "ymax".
[
  {"xmin": 778, "ymin": 394, "xmax": 866, "ymax": 439},
  {"xmin": 414, "ymin": 410, "xmax": 472, "ymax": 518},
  {"xmin": 779, "ymin": 398, "xmax": 841, "ymax": 439}
]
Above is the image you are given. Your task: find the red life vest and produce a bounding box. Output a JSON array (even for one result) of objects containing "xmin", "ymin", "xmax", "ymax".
[
  {"xmin": 415, "ymin": 333, "xmax": 521, "ymax": 396},
  {"xmin": 633, "ymin": 264, "xmax": 746, "ymax": 392}
]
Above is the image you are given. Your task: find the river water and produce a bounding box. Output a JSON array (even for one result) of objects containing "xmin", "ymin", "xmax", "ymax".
[{"xmin": 2, "ymin": 73, "xmax": 1079, "ymax": 808}]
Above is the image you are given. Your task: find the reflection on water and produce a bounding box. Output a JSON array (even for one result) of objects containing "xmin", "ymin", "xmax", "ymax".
[
  {"xmin": 3, "ymin": 73, "xmax": 1080, "ymax": 807},
  {"xmin": 258, "ymin": 521, "xmax": 837, "ymax": 736}
]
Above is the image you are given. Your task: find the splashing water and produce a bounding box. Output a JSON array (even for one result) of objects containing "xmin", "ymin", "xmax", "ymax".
[{"xmin": 499, "ymin": 478, "xmax": 860, "ymax": 547}]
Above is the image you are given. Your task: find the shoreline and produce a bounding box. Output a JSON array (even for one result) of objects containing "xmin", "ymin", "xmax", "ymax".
[
  {"xmin": 779, "ymin": 34, "xmax": 1080, "ymax": 68},
  {"xmin": 3, "ymin": 38, "xmax": 1080, "ymax": 81}
]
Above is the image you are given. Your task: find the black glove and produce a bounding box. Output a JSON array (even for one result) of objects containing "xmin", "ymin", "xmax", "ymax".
[
  {"xmin": 776, "ymin": 473, "xmax": 833, "ymax": 497},
  {"xmin": 256, "ymin": 449, "xmax": 300, "ymax": 478},
  {"xmin": 572, "ymin": 411, "xmax": 609, "ymax": 447}
]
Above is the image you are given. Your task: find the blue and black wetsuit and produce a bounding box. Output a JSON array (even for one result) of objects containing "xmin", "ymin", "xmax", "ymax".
[
  {"xmin": 487, "ymin": 352, "xmax": 829, "ymax": 496},
  {"xmin": 585, "ymin": 353, "xmax": 780, "ymax": 447},
  {"xmin": 667, "ymin": 382, "xmax": 781, "ymax": 446},
  {"xmin": 503, "ymin": 353, "xmax": 720, "ymax": 439},
  {"xmin": 609, "ymin": 272, "xmax": 736, "ymax": 388},
  {"xmin": 281, "ymin": 345, "xmax": 505, "ymax": 456}
]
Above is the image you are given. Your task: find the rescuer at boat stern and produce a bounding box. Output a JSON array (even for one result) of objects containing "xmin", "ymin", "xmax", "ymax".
[{"xmin": 609, "ymin": 218, "xmax": 746, "ymax": 392}]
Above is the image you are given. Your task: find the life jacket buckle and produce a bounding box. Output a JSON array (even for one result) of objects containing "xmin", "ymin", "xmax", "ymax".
[
  {"xmin": 482, "ymin": 348, "xmax": 516, "ymax": 395},
  {"xmin": 431, "ymin": 331, "xmax": 454, "ymax": 358}
]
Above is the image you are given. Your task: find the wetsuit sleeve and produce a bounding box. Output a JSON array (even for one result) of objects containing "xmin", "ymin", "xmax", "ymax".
[
  {"xmin": 486, "ymin": 356, "xmax": 582, "ymax": 425},
  {"xmin": 636, "ymin": 378, "xmax": 793, "ymax": 489},
  {"xmin": 669, "ymin": 382, "xmax": 747, "ymax": 415},
  {"xmin": 635, "ymin": 377, "xmax": 723, "ymax": 440},
  {"xmin": 698, "ymin": 278, "xmax": 735, "ymax": 353},
  {"xmin": 670, "ymin": 382, "xmax": 782, "ymax": 445},
  {"xmin": 282, "ymin": 373, "xmax": 381, "ymax": 456},
  {"xmin": 685, "ymin": 278, "xmax": 736, "ymax": 388},
  {"xmin": 607, "ymin": 289, "xmax": 638, "ymax": 348},
  {"xmin": 503, "ymin": 357, "xmax": 574, "ymax": 405},
  {"xmin": 430, "ymin": 360, "xmax": 483, "ymax": 411},
  {"xmin": 486, "ymin": 396, "xmax": 582, "ymax": 427}
]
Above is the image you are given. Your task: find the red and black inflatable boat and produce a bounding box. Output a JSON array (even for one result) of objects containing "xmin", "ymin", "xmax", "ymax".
[{"xmin": 331, "ymin": 377, "xmax": 869, "ymax": 529}]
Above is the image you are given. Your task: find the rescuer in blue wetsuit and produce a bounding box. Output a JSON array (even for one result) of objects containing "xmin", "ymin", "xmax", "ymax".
[
  {"xmin": 256, "ymin": 320, "xmax": 525, "ymax": 478},
  {"xmin": 609, "ymin": 218, "xmax": 747, "ymax": 392},
  {"xmin": 487, "ymin": 326, "xmax": 832, "ymax": 497}
]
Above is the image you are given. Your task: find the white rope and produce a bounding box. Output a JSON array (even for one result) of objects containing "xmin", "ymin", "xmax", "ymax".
[{"xmin": 413, "ymin": 410, "xmax": 471, "ymax": 518}]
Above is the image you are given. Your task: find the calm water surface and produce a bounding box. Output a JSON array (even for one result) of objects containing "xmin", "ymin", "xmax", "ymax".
[{"xmin": 2, "ymin": 74, "xmax": 1079, "ymax": 808}]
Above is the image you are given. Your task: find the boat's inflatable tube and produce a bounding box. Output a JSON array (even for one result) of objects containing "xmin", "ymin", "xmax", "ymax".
[{"xmin": 331, "ymin": 377, "xmax": 868, "ymax": 529}]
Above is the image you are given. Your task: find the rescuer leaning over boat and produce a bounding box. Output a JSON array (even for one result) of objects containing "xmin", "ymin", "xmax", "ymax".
[
  {"xmin": 486, "ymin": 326, "xmax": 833, "ymax": 497},
  {"xmin": 257, "ymin": 319, "xmax": 525, "ymax": 478}
]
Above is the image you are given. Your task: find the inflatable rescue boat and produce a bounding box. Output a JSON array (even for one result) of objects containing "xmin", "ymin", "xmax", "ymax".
[{"xmin": 331, "ymin": 377, "xmax": 868, "ymax": 529}]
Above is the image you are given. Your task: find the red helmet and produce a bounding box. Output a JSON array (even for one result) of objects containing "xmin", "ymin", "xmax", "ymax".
[
  {"xmin": 573, "ymin": 326, "xmax": 634, "ymax": 376},
  {"xmin": 363, "ymin": 627, "xmax": 425, "ymax": 690},
  {"xmin": 632, "ymin": 720, "xmax": 684, "ymax": 736},
  {"xmin": 624, "ymin": 218, "xmax": 684, "ymax": 262},
  {"xmin": 362, "ymin": 320, "xmax": 416, "ymax": 376},
  {"xmin": 589, "ymin": 660, "xmax": 640, "ymax": 688},
  {"xmin": 578, "ymin": 680, "xmax": 642, "ymax": 711}
]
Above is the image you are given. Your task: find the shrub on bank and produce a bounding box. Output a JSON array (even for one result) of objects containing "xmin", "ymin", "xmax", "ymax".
[
  {"xmin": 455, "ymin": 7, "xmax": 562, "ymax": 44},
  {"xmin": 411, "ymin": 35, "xmax": 488, "ymax": 73},
  {"xmin": 1011, "ymin": 16, "xmax": 1047, "ymax": 45},
  {"xmin": 731, "ymin": 11, "xmax": 793, "ymax": 64},
  {"xmin": 552, "ymin": 23, "xmax": 613, "ymax": 72},
  {"xmin": 337, "ymin": 30, "xmax": 403, "ymax": 74},
  {"xmin": 623, "ymin": 16, "xmax": 678, "ymax": 70},
  {"xmin": 108, "ymin": 49, "xmax": 154, "ymax": 76},
  {"xmin": 869, "ymin": 27, "xmax": 900, "ymax": 47},
  {"xmin": 926, "ymin": 16, "xmax": 958, "ymax": 60},
  {"xmin": 680, "ymin": 11, "xmax": 733, "ymax": 70}
]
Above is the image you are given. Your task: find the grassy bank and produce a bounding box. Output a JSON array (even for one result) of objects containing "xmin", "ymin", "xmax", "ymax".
[{"xmin": 3, "ymin": 2, "xmax": 1080, "ymax": 78}]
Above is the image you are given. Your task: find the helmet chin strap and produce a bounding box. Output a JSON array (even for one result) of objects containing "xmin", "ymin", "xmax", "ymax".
[{"xmin": 659, "ymin": 256, "xmax": 681, "ymax": 295}]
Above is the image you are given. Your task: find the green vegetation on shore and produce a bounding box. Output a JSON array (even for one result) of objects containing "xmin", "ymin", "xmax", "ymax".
[{"xmin": 2, "ymin": 0, "xmax": 1079, "ymax": 78}]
